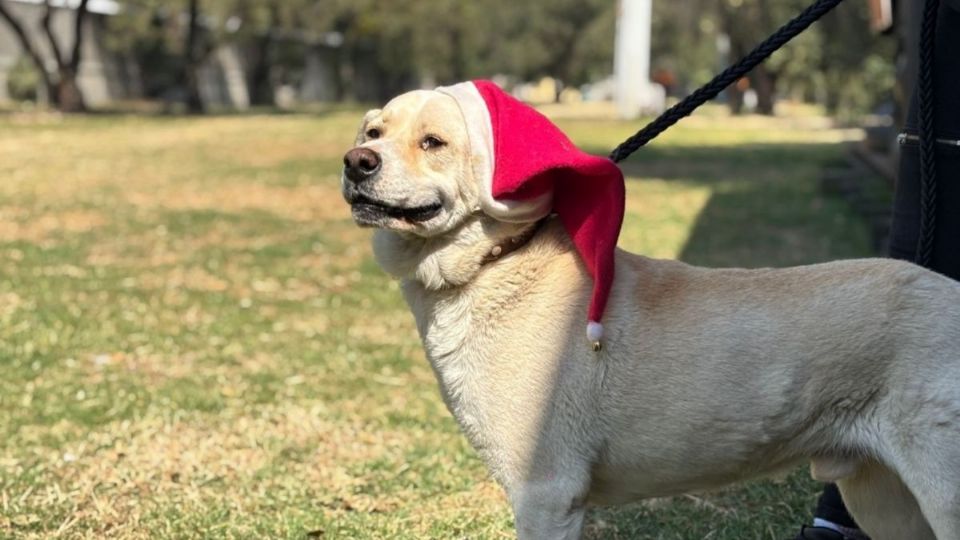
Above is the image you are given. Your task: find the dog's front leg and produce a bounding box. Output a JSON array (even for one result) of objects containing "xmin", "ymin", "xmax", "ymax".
[{"xmin": 511, "ymin": 477, "xmax": 589, "ymax": 540}]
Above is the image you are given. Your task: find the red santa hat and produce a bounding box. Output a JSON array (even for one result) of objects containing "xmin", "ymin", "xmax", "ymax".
[{"xmin": 437, "ymin": 80, "xmax": 625, "ymax": 346}]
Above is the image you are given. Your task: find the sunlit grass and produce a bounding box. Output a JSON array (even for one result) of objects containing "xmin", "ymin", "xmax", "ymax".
[{"xmin": 0, "ymin": 107, "xmax": 871, "ymax": 539}]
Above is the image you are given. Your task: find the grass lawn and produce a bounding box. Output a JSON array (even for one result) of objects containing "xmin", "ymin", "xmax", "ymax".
[{"xmin": 0, "ymin": 106, "xmax": 873, "ymax": 539}]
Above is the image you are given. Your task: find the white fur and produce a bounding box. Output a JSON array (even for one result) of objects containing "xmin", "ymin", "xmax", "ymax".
[{"xmin": 343, "ymin": 89, "xmax": 960, "ymax": 540}]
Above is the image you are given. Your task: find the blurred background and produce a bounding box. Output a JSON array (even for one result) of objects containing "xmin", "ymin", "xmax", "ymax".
[
  {"xmin": 0, "ymin": 0, "xmax": 909, "ymax": 116},
  {"xmin": 0, "ymin": 1, "xmax": 917, "ymax": 538}
]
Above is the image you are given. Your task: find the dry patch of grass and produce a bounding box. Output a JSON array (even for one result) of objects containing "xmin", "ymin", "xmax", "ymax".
[
  {"xmin": 5, "ymin": 401, "xmax": 501, "ymax": 539},
  {"xmin": 0, "ymin": 209, "xmax": 107, "ymax": 243},
  {"xmin": 124, "ymin": 181, "xmax": 348, "ymax": 223}
]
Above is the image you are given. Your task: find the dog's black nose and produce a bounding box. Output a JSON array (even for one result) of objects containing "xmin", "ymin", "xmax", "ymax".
[{"xmin": 343, "ymin": 147, "xmax": 382, "ymax": 183}]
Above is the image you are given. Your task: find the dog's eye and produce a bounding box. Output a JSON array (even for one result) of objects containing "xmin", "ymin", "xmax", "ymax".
[
  {"xmin": 420, "ymin": 136, "xmax": 446, "ymax": 151},
  {"xmin": 365, "ymin": 128, "xmax": 381, "ymax": 140}
]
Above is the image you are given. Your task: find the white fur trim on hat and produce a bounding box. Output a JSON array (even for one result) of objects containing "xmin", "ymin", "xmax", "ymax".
[{"xmin": 436, "ymin": 82, "xmax": 552, "ymax": 223}]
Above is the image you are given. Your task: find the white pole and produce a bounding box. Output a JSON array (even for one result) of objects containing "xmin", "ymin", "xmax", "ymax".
[{"xmin": 614, "ymin": 0, "xmax": 653, "ymax": 119}]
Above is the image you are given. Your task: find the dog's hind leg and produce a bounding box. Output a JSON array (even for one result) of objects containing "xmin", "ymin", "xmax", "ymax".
[
  {"xmin": 835, "ymin": 460, "xmax": 936, "ymax": 540},
  {"xmin": 890, "ymin": 446, "xmax": 960, "ymax": 540},
  {"xmin": 882, "ymin": 369, "xmax": 960, "ymax": 539}
]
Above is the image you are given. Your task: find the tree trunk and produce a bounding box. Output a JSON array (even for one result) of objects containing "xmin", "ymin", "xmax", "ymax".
[
  {"xmin": 719, "ymin": 4, "xmax": 747, "ymax": 115},
  {"xmin": 247, "ymin": 35, "xmax": 274, "ymax": 105},
  {"xmin": 39, "ymin": 0, "xmax": 89, "ymax": 112},
  {"xmin": 447, "ymin": 26, "xmax": 466, "ymax": 83},
  {"xmin": 0, "ymin": 0, "xmax": 55, "ymax": 107},
  {"xmin": 183, "ymin": 0, "xmax": 205, "ymax": 113},
  {"xmin": 55, "ymin": 69, "xmax": 85, "ymax": 112},
  {"xmin": 332, "ymin": 12, "xmax": 356, "ymax": 102},
  {"xmin": 184, "ymin": 69, "xmax": 204, "ymax": 113},
  {"xmin": 247, "ymin": 3, "xmax": 279, "ymax": 106},
  {"xmin": 727, "ymin": 81, "xmax": 745, "ymax": 115},
  {"xmin": 750, "ymin": 66, "xmax": 777, "ymax": 116}
]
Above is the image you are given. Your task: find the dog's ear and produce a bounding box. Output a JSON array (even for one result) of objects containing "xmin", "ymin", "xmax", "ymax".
[{"xmin": 355, "ymin": 109, "xmax": 382, "ymax": 146}]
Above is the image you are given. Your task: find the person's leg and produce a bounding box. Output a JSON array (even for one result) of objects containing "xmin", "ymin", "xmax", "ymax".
[
  {"xmin": 795, "ymin": 483, "xmax": 868, "ymax": 539},
  {"xmin": 811, "ymin": 484, "xmax": 862, "ymax": 533},
  {"xmin": 798, "ymin": 3, "xmax": 960, "ymax": 539}
]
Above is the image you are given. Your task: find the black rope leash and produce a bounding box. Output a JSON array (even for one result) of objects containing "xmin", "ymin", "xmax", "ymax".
[
  {"xmin": 916, "ymin": 0, "xmax": 940, "ymax": 268},
  {"xmin": 609, "ymin": 0, "xmax": 845, "ymax": 163},
  {"xmin": 609, "ymin": 0, "xmax": 941, "ymax": 270}
]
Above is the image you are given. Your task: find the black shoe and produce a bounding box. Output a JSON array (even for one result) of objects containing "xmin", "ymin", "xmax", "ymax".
[{"xmin": 793, "ymin": 525, "xmax": 852, "ymax": 540}]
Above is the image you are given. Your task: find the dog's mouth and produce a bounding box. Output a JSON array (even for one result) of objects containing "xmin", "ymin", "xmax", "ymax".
[{"xmin": 348, "ymin": 193, "xmax": 443, "ymax": 225}]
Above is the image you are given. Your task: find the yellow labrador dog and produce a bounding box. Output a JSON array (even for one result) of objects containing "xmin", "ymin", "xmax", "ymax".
[{"xmin": 340, "ymin": 88, "xmax": 960, "ymax": 540}]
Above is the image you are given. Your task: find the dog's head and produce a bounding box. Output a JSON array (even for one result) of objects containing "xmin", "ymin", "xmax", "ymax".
[{"xmin": 341, "ymin": 90, "xmax": 480, "ymax": 237}]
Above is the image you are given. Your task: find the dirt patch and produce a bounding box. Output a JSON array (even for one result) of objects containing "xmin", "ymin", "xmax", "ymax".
[{"xmin": 0, "ymin": 209, "xmax": 107, "ymax": 243}]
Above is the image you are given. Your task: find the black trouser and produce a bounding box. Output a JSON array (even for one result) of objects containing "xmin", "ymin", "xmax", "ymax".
[
  {"xmin": 888, "ymin": 3, "xmax": 960, "ymax": 277},
  {"xmin": 815, "ymin": 1, "xmax": 960, "ymax": 529}
]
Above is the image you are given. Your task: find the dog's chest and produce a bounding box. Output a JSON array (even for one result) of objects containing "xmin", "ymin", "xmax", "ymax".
[
  {"xmin": 404, "ymin": 286, "xmax": 489, "ymax": 436},
  {"xmin": 403, "ymin": 284, "xmax": 526, "ymax": 473}
]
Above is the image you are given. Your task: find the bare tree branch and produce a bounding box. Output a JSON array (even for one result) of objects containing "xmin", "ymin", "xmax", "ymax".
[
  {"xmin": 182, "ymin": 0, "xmax": 205, "ymax": 112},
  {"xmin": 0, "ymin": 0, "xmax": 55, "ymax": 96},
  {"xmin": 41, "ymin": 0, "xmax": 66, "ymax": 69},
  {"xmin": 69, "ymin": 0, "xmax": 90, "ymax": 72}
]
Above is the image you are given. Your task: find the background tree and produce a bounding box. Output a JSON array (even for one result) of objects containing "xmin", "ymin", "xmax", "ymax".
[
  {"xmin": 0, "ymin": 0, "xmax": 90, "ymax": 112},
  {"xmin": 233, "ymin": 0, "xmax": 279, "ymax": 106},
  {"xmin": 93, "ymin": 0, "xmax": 895, "ymax": 118},
  {"xmin": 181, "ymin": 0, "xmax": 204, "ymax": 112},
  {"xmin": 717, "ymin": 0, "xmax": 893, "ymax": 116}
]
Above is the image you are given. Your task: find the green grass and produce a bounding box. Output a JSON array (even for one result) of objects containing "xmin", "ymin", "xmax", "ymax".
[{"xmin": 0, "ymin": 106, "xmax": 874, "ymax": 539}]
